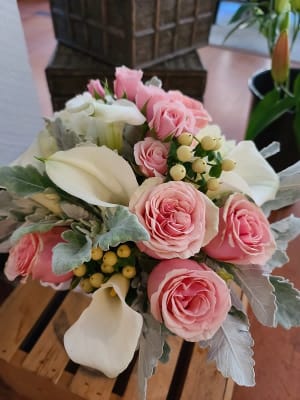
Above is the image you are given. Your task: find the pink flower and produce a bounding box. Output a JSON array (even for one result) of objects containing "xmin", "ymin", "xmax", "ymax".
[
  {"xmin": 129, "ymin": 178, "xmax": 219, "ymax": 259},
  {"xmin": 4, "ymin": 227, "xmax": 73, "ymax": 284},
  {"xmin": 134, "ymin": 137, "xmax": 170, "ymax": 177},
  {"xmin": 149, "ymin": 100, "xmax": 196, "ymax": 140},
  {"xmin": 204, "ymin": 193, "xmax": 276, "ymax": 265},
  {"xmin": 87, "ymin": 79, "xmax": 105, "ymax": 98},
  {"xmin": 147, "ymin": 259, "xmax": 231, "ymax": 341},
  {"xmin": 113, "ymin": 66, "xmax": 143, "ymax": 101},
  {"xmin": 135, "ymin": 83, "xmax": 167, "ymax": 120},
  {"xmin": 168, "ymin": 90, "xmax": 212, "ymax": 129}
]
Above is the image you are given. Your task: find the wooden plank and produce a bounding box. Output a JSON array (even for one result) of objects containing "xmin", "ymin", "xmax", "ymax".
[
  {"xmin": 22, "ymin": 291, "xmax": 91, "ymax": 384},
  {"xmin": 70, "ymin": 366, "xmax": 116, "ymax": 400},
  {"xmin": 180, "ymin": 346, "xmax": 229, "ymax": 400},
  {"xmin": 121, "ymin": 335, "xmax": 183, "ymax": 400},
  {"xmin": 0, "ymin": 280, "xmax": 55, "ymax": 362}
]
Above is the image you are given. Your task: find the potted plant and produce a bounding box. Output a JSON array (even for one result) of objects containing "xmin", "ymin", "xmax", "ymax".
[{"xmin": 225, "ymin": 0, "xmax": 300, "ymax": 171}]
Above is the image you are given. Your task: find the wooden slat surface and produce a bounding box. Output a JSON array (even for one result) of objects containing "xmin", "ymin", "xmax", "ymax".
[
  {"xmin": 22, "ymin": 291, "xmax": 90, "ymax": 383},
  {"xmin": 0, "ymin": 280, "xmax": 55, "ymax": 362}
]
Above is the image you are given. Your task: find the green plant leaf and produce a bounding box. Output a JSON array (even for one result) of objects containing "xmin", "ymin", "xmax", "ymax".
[
  {"xmin": 246, "ymin": 90, "xmax": 295, "ymax": 140},
  {"xmin": 292, "ymin": 71, "xmax": 300, "ymax": 99},
  {"xmin": 0, "ymin": 165, "xmax": 52, "ymax": 196},
  {"xmin": 270, "ymin": 276, "xmax": 300, "ymax": 329},
  {"xmin": 52, "ymin": 230, "xmax": 92, "ymax": 275},
  {"xmin": 94, "ymin": 206, "xmax": 150, "ymax": 251},
  {"xmin": 10, "ymin": 220, "xmax": 58, "ymax": 243},
  {"xmin": 229, "ymin": 4, "xmax": 254, "ymax": 24}
]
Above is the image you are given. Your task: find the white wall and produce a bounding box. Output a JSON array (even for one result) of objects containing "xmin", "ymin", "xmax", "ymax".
[{"xmin": 0, "ymin": 0, "xmax": 43, "ymax": 165}]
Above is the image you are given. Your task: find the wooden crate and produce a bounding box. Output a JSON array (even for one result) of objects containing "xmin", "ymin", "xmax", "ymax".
[
  {"xmin": 46, "ymin": 44, "xmax": 207, "ymax": 111},
  {"xmin": 0, "ymin": 279, "xmax": 234, "ymax": 400},
  {"xmin": 49, "ymin": 0, "xmax": 218, "ymax": 68}
]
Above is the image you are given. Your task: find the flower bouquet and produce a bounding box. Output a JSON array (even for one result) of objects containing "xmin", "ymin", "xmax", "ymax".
[{"xmin": 1, "ymin": 66, "xmax": 300, "ymax": 399}]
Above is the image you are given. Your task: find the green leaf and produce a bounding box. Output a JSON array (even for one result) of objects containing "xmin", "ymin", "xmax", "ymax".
[
  {"xmin": 270, "ymin": 276, "xmax": 300, "ymax": 329},
  {"xmin": 94, "ymin": 206, "xmax": 150, "ymax": 251},
  {"xmin": 200, "ymin": 314, "xmax": 255, "ymax": 386},
  {"xmin": 246, "ymin": 90, "xmax": 295, "ymax": 140},
  {"xmin": 293, "ymin": 71, "xmax": 300, "ymax": 99},
  {"xmin": 229, "ymin": 4, "xmax": 255, "ymax": 24},
  {"xmin": 10, "ymin": 221, "xmax": 57, "ymax": 243},
  {"xmin": 52, "ymin": 230, "xmax": 92, "ymax": 275},
  {"xmin": 0, "ymin": 165, "xmax": 52, "ymax": 196}
]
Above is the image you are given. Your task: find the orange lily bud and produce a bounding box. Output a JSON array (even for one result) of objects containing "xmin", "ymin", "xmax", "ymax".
[{"xmin": 271, "ymin": 31, "xmax": 290, "ymax": 84}]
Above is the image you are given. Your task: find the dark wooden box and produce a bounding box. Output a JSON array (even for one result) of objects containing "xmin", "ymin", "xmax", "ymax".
[
  {"xmin": 46, "ymin": 44, "xmax": 207, "ymax": 111},
  {"xmin": 49, "ymin": 0, "xmax": 217, "ymax": 68}
]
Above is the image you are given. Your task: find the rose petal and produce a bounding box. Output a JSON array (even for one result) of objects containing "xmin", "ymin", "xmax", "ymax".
[
  {"xmin": 64, "ymin": 274, "xmax": 143, "ymax": 378},
  {"xmin": 45, "ymin": 146, "xmax": 139, "ymax": 207}
]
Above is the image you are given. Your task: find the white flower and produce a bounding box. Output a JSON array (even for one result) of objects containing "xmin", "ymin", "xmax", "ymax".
[
  {"xmin": 64, "ymin": 274, "xmax": 143, "ymax": 378},
  {"xmin": 45, "ymin": 146, "xmax": 139, "ymax": 207},
  {"xmin": 212, "ymin": 141, "xmax": 279, "ymax": 206}
]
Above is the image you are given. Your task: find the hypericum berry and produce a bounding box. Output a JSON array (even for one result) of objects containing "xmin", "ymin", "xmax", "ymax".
[
  {"xmin": 213, "ymin": 137, "xmax": 223, "ymax": 151},
  {"xmin": 221, "ymin": 159, "xmax": 236, "ymax": 171},
  {"xmin": 207, "ymin": 178, "xmax": 220, "ymax": 191},
  {"xmin": 117, "ymin": 244, "xmax": 131, "ymax": 258},
  {"xmin": 192, "ymin": 158, "xmax": 207, "ymax": 173},
  {"xmin": 103, "ymin": 251, "xmax": 118, "ymax": 266},
  {"xmin": 176, "ymin": 145, "xmax": 193, "ymax": 162},
  {"xmin": 122, "ymin": 266, "xmax": 136, "ymax": 279},
  {"xmin": 177, "ymin": 132, "xmax": 193, "ymax": 146},
  {"xmin": 89, "ymin": 273, "xmax": 104, "ymax": 288},
  {"xmin": 201, "ymin": 136, "xmax": 217, "ymax": 151},
  {"xmin": 73, "ymin": 264, "xmax": 87, "ymax": 277},
  {"xmin": 170, "ymin": 164, "xmax": 186, "ymax": 181},
  {"xmin": 91, "ymin": 247, "xmax": 103, "ymax": 261},
  {"xmin": 101, "ymin": 263, "xmax": 115, "ymax": 274},
  {"xmin": 80, "ymin": 278, "xmax": 94, "ymax": 293}
]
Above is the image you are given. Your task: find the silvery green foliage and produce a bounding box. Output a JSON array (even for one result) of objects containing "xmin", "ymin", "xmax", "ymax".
[
  {"xmin": 232, "ymin": 266, "xmax": 276, "ymax": 327},
  {"xmin": 10, "ymin": 220, "xmax": 58, "ymax": 243},
  {"xmin": 52, "ymin": 230, "xmax": 92, "ymax": 274},
  {"xmin": 270, "ymin": 276, "xmax": 300, "ymax": 329},
  {"xmin": 46, "ymin": 118, "xmax": 80, "ymax": 150},
  {"xmin": 262, "ymin": 161, "xmax": 300, "ymax": 216},
  {"xmin": 60, "ymin": 202, "xmax": 91, "ymax": 221},
  {"xmin": 199, "ymin": 314, "xmax": 255, "ymax": 387},
  {"xmin": 0, "ymin": 165, "xmax": 52, "ymax": 197},
  {"xmin": 260, "ymin": 142, "xmax": 280, "ymax": 159},
  {"xmin": 94, "ymin": 206, "xmax": 149, "ymax": 251},
  {"xmin": 138, "ymin": 314, "xmax": 166, "ymax": 400},
  {"xmin": 145, "ymin": 76, "xmax": 162, "ymax": 88},
  {"xmin": 265, "ymin": 215, "xmax": 300, "ymax": 272}
]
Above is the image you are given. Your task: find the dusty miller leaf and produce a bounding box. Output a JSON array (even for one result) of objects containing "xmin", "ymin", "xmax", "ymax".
[
  {"xmin": 94, "ymin": 206, "xmax": 150, "ymax": 250},
  {"xmin": 262, "ymin": 161, "xmax": 300, "ymax": 216},
  {"xmin": 270, "ymin": 276, "xmax": 300, "ymax": 329},
  {"xmin": 47, "ymin": 118, "xmax": 80, "ymax": 150},
  {"xmin": 265, "ymin": 215, "xmax": 300, "ymax": 272},
  {"xmin": 199, "ymin": 314, "xmax": 255, "ymax": 387},
  {"xmin": 52, "ymin": 230, "xmax": 92, "ymax": 274},
  {"xmin": 0, "ymin": 165, "xmax": 52, "ymax": 197},
  {"xmin": 233, "ymin": 266, "xmax": 277, "ymax": 327},
  {"xmin": 60, "ymin": 202, "xmax": 90, "ymax": 220},
  {"xmin": 10, "ymin": 221, "xmax": 59, "ymax": 243},
  {"xmin": 138, "ymin": 314, "xmax": 166, "ymax": 400}
]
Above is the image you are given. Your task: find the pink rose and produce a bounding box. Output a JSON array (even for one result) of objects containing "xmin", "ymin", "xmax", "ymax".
[
  {"xmin": 149, "ymin": 100, "xmax": 197, "ymax": 140},
  {"xmin": 135, "ymin": 83, "xmax": 167, "ymax": 120},
  {"xmin": 204, "ymin": 193, "xmax": 276, "ymax": 265},
  {"xmin": 113, "ymin": 66, "xmax": 143, "ymax": 101},
  {"xmin": 87, "ymin": 79, "xmax": 105, "ymax": 98},
  {"xmin": 129, "ymin": 179, "xmax": 219, "ymax": 259},
  {"xmin": 147, "ymin": 259, "xmax": 231, "ymax": 341},
  {"xmin": 4, "ymin": 227, "xmax": 73, "ymax": 284},
  {"xmin": 134, "ymin": 137, "xmax": 170, "ymax": 177},
  {"xmin": 168, "ymin": 90, "xmax": 212, "ymax": 129}
]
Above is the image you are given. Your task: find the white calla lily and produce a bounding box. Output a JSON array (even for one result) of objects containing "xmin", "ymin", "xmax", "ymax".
[
  {"xmin": 64, "ymin": 274, "xmax": 143, "ymax": 378},
  {"xmin": 45, "ymin": 146, "xmax": 139, "ymax": 207},
  {"xmin": 223, "ymin": 141, "xmax": 279, "ymax": 205}
]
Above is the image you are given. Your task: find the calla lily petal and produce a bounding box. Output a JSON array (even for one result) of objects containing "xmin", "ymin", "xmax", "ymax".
[
  {"xmin": 225, "ymin": 141, "xmax": 279, "ymax": 205},
  {"xmin": 94, "ymin": 99, "xmax": 146, "ymax": 125},
  {"xmin": 64, "ymin": 274, "xmax": 143, "ymax": 378},
  {"xmin": 45, "ymin": 146, "xmax": 139, "ymax": 207}
]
